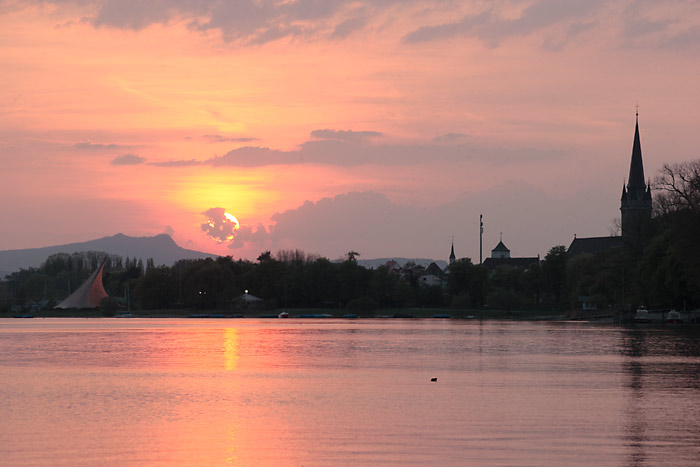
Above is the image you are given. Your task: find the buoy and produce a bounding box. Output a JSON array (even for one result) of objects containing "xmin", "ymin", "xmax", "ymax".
[{"xmin": 431, "ymin": 377, "xmax": 437, "ymax": 382}]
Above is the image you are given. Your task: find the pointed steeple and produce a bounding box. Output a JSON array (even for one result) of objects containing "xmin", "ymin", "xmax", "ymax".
[
  {"xmin": 449, "ymin": 238, "xmax": 456, "ymax": 265},
  {"xmin": 627, "ymin": 112, "xmax": 646, "ymax": 196},
  {"xmin": 620, "ymin": 111, "xmax": 652, "ymax": 242}
]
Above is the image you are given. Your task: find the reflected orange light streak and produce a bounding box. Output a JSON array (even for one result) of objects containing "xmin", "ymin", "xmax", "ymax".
[{"xmin": 224, "ymin": 328, "xmax": 239, "ymax": 371}]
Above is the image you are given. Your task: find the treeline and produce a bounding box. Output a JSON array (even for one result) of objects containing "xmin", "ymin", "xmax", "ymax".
[
  {"xmin": 129, "ymin": 251, "xmax": 561, "ymax": 311},
  {"xmin": 0, "ymin": 247, "xmax": 564, "ymax": 313}
]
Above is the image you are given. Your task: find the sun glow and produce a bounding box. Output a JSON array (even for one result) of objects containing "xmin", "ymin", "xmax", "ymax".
[{"xmin": 224, "ymin": 212, "xmax": 240, "ymax": 229}]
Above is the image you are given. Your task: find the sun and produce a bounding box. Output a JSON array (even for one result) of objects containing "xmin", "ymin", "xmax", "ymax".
[{"xmin": 224, "ymin": 212, "xmax": 240, "ymax": 230}]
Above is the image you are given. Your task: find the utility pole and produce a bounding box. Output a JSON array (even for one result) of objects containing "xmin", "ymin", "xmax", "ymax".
[{"xmin": 479, "ymin": 214, "xmax": 483, "ymax": 265}]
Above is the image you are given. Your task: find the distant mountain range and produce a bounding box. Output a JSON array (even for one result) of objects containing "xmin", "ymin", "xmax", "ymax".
[
  {"xmin": 0, "ymin": 233, "xmax": 448, "ymax": 278},
  {"xmin": 0, "ymin": 233, "xmax": 216, "ymax": 278}
]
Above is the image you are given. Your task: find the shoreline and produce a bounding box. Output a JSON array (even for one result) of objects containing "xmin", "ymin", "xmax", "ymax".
[{"xmin": 0, "ymin": 307, "xmax": 589, "ymax": 321}]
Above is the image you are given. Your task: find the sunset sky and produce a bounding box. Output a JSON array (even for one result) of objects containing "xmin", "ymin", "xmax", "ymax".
[{"xmin": 2, "ymin": 0, "xmax": 699, "ymax": 263}]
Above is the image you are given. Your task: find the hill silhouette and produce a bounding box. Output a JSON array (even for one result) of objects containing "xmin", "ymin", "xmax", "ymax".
[{"xmin": 0, "ymin": 233, "xmax": 216, "ymax": 277}]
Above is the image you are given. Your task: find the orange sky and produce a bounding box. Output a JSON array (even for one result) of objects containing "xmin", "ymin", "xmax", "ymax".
[{"xmin": 2, "ymin": 1, "xmax": 699, "ymax": 262}]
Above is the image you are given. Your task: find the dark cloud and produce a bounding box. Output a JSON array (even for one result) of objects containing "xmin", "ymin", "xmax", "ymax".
[
  {"xmin": 230, "ymin": 185, "xmax": 619, "ymax": 262},
  {"xmin": 208, "ymin": 146, "xmax": 292, "ymax": 167},
  {"xmin": 403, "ymin": 11, "xmax": 490, "ymax": 44},
  {"xmin": 110, "ymin": 153, "xmax": 145, "ymax": 166},
  {"xmin": 403, "ymin": 1, "xmax": 606, "ymax": 46},
  {"xmin": 201, "ymin": 135, "xmax": 561, "ymax": 168},
  {"xmin": 76, "ymin": 0, "xmax": 366, "ymax": 44},
  {"xmin": 433, "ymin": 132, "xmax": 469, "ymax": 144},
  {"xmin": 541, "ymin": 20, "xmax": 598, "ymax": 51},
  {"xmin": 203, "ymin": 134, "xmax": 259, "ymax": 143},
  {"xmin": 662, "ymin": 25, "xmax": 700, "ymax": 49},
  {"xmin": 90, "ymin": 0, "xmax": 176, "ymax": 30},
  {"xmin": 331, "ymin": 16, "xmax": 367, "ymax": 39},
  {"xmin": 148, "ymin": 126, "xmax": 561, "ymax": 168},
  {"xmin": 620, "ymin": 3, "xmax": 700, "ymax": 51},
  {"xmin": 201, "ymin": 207, "xmax": 239, "ymax": 243},
  {"xmin": 17, "ymin": 1, "xmax": 700, "ymax": 50},
  {"xmin": 149, "ymin": 159, "xmax": 202, "ymax": 167},
  {"xmin": 72, "ymin": 140, "xmax": 127, "ymax": 151},
  {"xmin": 228, "ymin": 223, "xmax": 269, "ymax": 250},
  {"xmin": 310, "ymin": 129, "xmax": 382, "ymax": 142}
]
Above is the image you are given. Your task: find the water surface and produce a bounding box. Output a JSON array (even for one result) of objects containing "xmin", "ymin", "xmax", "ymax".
[{"xmin": 1, "ymin": 319, "xmax": 699, "ymax": 466}]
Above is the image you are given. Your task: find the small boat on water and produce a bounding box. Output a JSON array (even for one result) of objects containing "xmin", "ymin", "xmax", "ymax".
[
  {"xmin": 666, "ymin": 310, "xmax": 683, "ymax": 324},
  {"xmin": 278, "ymin": 311, "xmax": 289, "ymax": 318},
  {"xmin": 634, "ymin": 307, "xmax": 652, "ymax": 323}
]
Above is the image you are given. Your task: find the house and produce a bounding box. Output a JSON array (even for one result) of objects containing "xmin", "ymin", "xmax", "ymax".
[{"xmin": 419, "ymin": 262, "xmax": 445, "ymax": 287}]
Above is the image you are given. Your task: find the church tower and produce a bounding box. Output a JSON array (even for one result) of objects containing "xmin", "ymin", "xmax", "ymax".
[
  {"xmin": 449, "ymin": 239, "xmax": 456, "ymax": 265},
  {"xmin": 491, "ymin": 234, "xmax": 511, "ymax": 259},
  {"xmin": 620, "ymin": 113, "xmax": 652, "ymax": 241}
]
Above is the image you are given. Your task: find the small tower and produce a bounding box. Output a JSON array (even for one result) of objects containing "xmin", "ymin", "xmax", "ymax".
[
  {"xmin": 620, "ymin": 112, "xmax": 652, "ymax": 241},
  {"xmin": 449, "ymin": 238, "xmax": 456, "ymax": 265},
  {"xmin": 491, "ymin": 234, "xmax": 510, "ymax": 259}
]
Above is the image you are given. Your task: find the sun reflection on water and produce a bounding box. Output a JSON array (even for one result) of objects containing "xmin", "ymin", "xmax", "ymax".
[{"xmin": 223, "ymin": 328, "xmax": 240, "ymax": 371}]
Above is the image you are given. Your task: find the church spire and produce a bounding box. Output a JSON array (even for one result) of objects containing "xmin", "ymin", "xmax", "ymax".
[
  {"xmin": 449, "ymin": 237, "xmax": 456, "ymax": 265},
  {"xmin": 620, "ymin": 111, "xmax": 652, "ymax": 242},
  {"xmin": 627, "ymin": 112, "xmax": 646, "ymax": 195}
]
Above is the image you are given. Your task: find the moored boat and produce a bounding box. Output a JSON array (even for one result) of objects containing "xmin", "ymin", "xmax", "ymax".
[
  {"xmin": 634, "ymin": 307, "xmax": 652, "ymax": 323},
  {"xmin": 666, "ymin": 310, "xmax": 683, "ymax": 324}
]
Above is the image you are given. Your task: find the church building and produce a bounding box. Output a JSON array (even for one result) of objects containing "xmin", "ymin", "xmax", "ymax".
[{"xmin": 568, "ymin": 114, "xmax": 652, "ymax": 256}]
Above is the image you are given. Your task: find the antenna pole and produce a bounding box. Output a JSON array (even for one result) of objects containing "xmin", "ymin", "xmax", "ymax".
[{"xmin": 479, "ymin": 214, "xmax": 483, "ymax": 265}]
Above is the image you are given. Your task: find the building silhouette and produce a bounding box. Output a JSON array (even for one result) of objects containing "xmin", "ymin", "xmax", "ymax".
[
  {"xmin": 568, "ymin": 114, "xmax": 652, "ymax": 256},
  {"xmin": 483, "ymin": 236, "xmax": 539, "ymax": 270},
  {"xmin": 491, "ymin": 238, "xmax": 510, "ymax": 259},
  {"xmin": 620, "ymin": 114, "xmax": 653, "ymax": 241}
]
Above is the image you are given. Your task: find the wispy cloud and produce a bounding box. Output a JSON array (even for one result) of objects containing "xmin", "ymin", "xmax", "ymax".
[
  {"xmin": 149, "ymin": 159, "xmax": 202, "ymax": 167},
  {"xmin": 83, "ymin": 0, "xmax": 366, "ymax": 44},
  {"xmin": 10, "ymin": 0, "xmax": 700, "ymax": 51},
  {"xmin": 331, "ymin": 15, "xmax": 367, "ymax": 40},
  {"xmin": 149, "ymin": 128, "xmax": 562, "ymax": 168},
  {"xmin": 310, "ymin": 129, "xmax": 382, "ymax": 142},
  {"xmin": 72, "ymin": 140, "xmax": 127, "ymax": 151},
  {"xmin": 433, "ymin": 132, "xmax": 469, "ymax": 144},
  {"xmin": 110, "ymin": 153, "xmax": 145, "ymax": 166},
  {"xmin": 404, "ymin": 0, "xmax": 606, "ymax": 46},
  {"xmin": 203, "ymin": 134, "xmax": 260, "ymax": 143}
]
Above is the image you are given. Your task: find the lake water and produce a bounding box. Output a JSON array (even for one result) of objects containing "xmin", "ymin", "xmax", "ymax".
[{"xmin": 1, "ymin": 318, "xmax": 699, "ymax": 466}]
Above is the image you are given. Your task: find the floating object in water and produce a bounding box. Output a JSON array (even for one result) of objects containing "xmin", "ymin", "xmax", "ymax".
[{"xmin": 431, "ymin": 377, "xmax": 437, "ymax": 382}]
